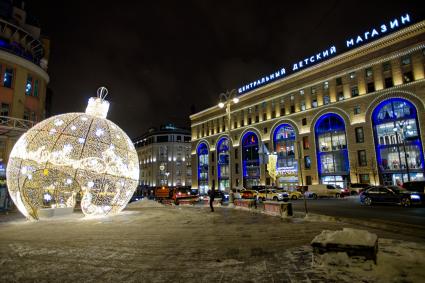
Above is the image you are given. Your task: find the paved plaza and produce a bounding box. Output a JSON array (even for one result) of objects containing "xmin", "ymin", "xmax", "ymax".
[{"xmin": 1, "ymin": 201, "xmax": 425, "ymax": 282}]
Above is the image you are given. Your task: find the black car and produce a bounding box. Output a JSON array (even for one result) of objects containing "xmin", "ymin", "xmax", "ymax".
[
  {"xmin": 402, "ymin": 181, "xmax": 425, "ymax": 193},
  {"xmin": 360, "ymin": 185, "xmax": 423, "ymax": 207}
]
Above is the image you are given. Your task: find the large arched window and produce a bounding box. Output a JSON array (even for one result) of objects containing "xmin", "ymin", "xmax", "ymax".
[
  {"xmin": 197, "ymin": 142, "xmax": 209, "ymax": 194},
  {"xmin": 242, "ymin": 132, "xmax": 260, "ymax": 188},
  {"xmin": 372, "ymin": 98, "xmax": 424, "ymax": 185},
  {"xmin": 217, "ymin": 137, "xmax": 230, "ymax": 191},
  {"xmin": 273, "ymin": 124, "xmax": 298, "ymax": 190},
  {"xmin": 315, "ymin": 113, "xmax": 350, "ymax": 188}
]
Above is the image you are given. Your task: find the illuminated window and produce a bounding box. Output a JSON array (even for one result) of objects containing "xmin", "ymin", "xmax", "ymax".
[
  {"xmin": 401, "ymin": 55, "xmax": 411, "ymax": 66},
  {"xmin": 242, "ymin": 132, "xmax": 260, "ymax": 188},
  {"xmin": 323, "ymin": 95, "xmax": 330, "ymax": 105},
  {"xmin": 372, "ymin": 98, "xmax": 425, "ymax": 185},
  {"xmin": 300, "ymin": 100, "xmax": 306, "ymax": 111},
  {"xmin": 403, "ymin": 71, "xmax": 414, "ymax": 83},
  {"xmin": 365, "ymin": 67, "xmax": 373, "ymax": 78},
  {"xmin": 304, "ymin": 156, "xmax": 311, "ymax": 169},
  {"xmin": 273, "ymin": 124, "xmax": 298, "ymax": 189},
  {"xmin": 25, "ymin": 75, "xmax": 33, "ymax": 95},
  {"xmin": 338, "ymin": 92, "xmax": 344, "ymax": 101},
  {"xmin": 311, "ymin": 87, "xmax": 316, "ymax": 95},
  {"xmin": 312, "ymin": 99, "xmax": 318, "ymax": 108},
  {"xmin": 3, "ymin": 67, "xmax": 14, "ymax": 88},
  {"xmin": 323, "ymin": 81, "xmax": 329, "ymax": 90}
]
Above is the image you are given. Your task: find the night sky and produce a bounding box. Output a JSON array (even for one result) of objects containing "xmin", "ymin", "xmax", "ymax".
[{"xmin": 25, "ymin": 0, "xmax": 424, "ymax": 138}]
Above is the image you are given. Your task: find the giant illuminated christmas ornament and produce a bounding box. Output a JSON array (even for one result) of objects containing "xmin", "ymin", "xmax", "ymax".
[{"xmin": 6, "ymin": 87, "xmax": 139, "ymax": 220}]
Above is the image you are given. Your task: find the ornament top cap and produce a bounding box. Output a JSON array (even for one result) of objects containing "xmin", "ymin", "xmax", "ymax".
[{"xmin": 85, "ymin": 86, "xmax": 110, "ymax": 119}]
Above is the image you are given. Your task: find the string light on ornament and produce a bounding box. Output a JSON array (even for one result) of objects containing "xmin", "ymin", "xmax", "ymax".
[{"xmin": 6, "ymin": 86, "xmax": 140, "ymax": 220}]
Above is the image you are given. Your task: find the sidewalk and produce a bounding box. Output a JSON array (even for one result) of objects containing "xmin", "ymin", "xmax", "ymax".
[{"xmin": 1, "ymin": 201, "xmax": 424, "ymax": 282}]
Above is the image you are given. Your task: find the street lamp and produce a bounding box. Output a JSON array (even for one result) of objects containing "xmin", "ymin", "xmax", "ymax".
[
  {"xmin": 393, "ymin": 120, "xmax": 412, "ymax": 183},
  {"xmin": 218, "ymin": 89, "xmax": 239, "ymax": 203}
]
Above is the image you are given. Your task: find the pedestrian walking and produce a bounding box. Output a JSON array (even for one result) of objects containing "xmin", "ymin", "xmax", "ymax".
[{"xmin": 208, "ymin": 187, "xmax": 215, "ymax": 212}]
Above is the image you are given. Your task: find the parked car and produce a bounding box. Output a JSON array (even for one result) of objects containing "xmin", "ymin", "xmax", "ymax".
[
  {"xmin": 360, "ymin": 185, "xmax": 424, "ymax": 207},
  {"xmin": 241, "ymin": 190, "xmax": 258, "ymax": 199},
  {"xmin": 257, "ymin": 189, "xmax": 286, "ymax": 201},
  {"xmin": 304, "ymin": 184, "xmax": 342, "ymax": 199},
  {"xmin": 199, "ymin": 190, "xmax": 228, "ymax": 202},
  {"xmin": 285, "ymin": 190, "xmax": 303, "ymax": 200},
  {"xmin": 402, "ymin": 181, "xmax": 425, "ymax": 193},
  {"xmin": 231, "ymin": 188, "xmax": 245, "ymax": 199},
  {"xmin": 349, "ymin": 183, "xmax": 372, "ymax": 195}
]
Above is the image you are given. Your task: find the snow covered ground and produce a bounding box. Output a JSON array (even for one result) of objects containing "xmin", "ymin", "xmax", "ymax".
[{"xmin": 0, "ymin": 200, "xmax": 424, "ymax": 282}]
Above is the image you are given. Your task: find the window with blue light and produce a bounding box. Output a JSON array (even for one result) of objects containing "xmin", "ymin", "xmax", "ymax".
[
  {"xmin": 242, "ymin": 132, "xmax": 260, "ymax": 188},
  {"xmin": 372, "ymin": 98, "xmax": 425, "ymax": 185},
  {"xmin": 315, "ymin": 113, "xmax": 350, "ymax": 188},
  {"xmin": 273, "ymin": 124, "xmax": 298, "ymax": 189},
  {"xmin": 217, "ymin": 137, "xmax": 230, "ymax": 191},
  {"xmin": 197, "ymin": 143, "xmax": 209, "ymax": 194},
  {"xmin": 3, "ymin": 68, "xmax": 14, "ymax": 88},
  {"xmin": 25, "ymin": 75, "xmax": 33, "ymax": 95}
]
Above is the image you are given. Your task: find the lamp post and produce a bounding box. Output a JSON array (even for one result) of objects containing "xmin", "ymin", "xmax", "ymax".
[
  {"xmin": 393, "ymin": 120, "xmax": 412, "ymax": 183},
  {"xmin": 218, "ymin": 89, "xmax": 239, "ymax": 203}
]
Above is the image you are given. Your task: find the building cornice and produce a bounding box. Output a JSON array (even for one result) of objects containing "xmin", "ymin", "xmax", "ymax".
[
  {"xmin": 190, "ymin": 19, "xmax": 425, "ymax": 121},
  {"xmin": 0, "ymin": 50, "xmax": 49, "ymax": 83}
]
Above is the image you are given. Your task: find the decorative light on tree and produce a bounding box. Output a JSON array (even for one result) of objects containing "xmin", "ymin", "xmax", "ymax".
[{"xmin": 6, "ymin": 87, "xmax": 139, "ymax": 220}]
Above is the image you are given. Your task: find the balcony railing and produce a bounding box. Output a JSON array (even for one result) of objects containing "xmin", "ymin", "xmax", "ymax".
[{"xmin": 0, "ymin": 116, "xmax": 35, "ymax": 136}]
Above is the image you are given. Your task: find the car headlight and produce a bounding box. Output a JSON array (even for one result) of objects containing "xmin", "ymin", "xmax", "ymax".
[{"xmin": 411, "ymin": 194, "xmax": 421, "ymax": 200}]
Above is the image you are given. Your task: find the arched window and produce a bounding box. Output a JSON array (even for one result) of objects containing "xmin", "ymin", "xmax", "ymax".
[
  {"xmin": 217, "ymin": 137, "xmax": 230, "ymax": 191},
  {"xmin": 315, "ymin": 113, "xmax": 349, "ymax": 188},
  {"xmin": 372, "ymin": 98, "xmax": 424, "ymax": 185},
  {"xmin": 273, "ymin": 124, "xmax": 298, "ymax": 190},
  {"xmin": 197, "ymin": 143, "xmax": 209, "ymax": 194},
  {"xmin": 242, "ymin": 132, "xmax": 260, "ymax": 188}
]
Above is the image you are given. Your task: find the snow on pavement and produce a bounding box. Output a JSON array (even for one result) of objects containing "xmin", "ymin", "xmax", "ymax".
[{"xmin": 0, "ymin": 204, "xmax": 424, "ymax": 282}]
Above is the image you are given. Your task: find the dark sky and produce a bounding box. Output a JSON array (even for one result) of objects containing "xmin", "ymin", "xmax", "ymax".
[{"xmin": 26, "ymin": 0, "xmax": 424, "ymax": 138}]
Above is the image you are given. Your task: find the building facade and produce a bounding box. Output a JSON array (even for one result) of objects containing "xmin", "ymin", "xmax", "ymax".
[
  {"xmin": 0, "ymin": 1, "xmax": 50, "ymax": 179},
  {"xmin": 134, "ymin": 124, "xmax": 192, "ymax": 192},
  {"xmin": 190, "ymin": 16, "xmax": 425, "ymax": 194}
]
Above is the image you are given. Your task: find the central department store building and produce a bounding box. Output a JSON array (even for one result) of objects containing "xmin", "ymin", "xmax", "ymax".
[{"xmin": 190, "ymin": 16, "xmax": 425, "ymax": 194}]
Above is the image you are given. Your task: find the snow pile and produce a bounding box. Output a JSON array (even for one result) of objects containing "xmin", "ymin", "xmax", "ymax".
[
  {"xmin": 314, "ymin": 238, "xmax": 425, "ymax": 283},
  {"xmin": 126, "ymin": 198, "xmax": 164, "ymax": 208},
  {"xmin": 312, "ymin": 228, "xmax": 377, "ymax": 247}
]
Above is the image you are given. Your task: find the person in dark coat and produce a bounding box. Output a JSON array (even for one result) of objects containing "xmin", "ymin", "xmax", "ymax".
[{"xmin": 208, "ymin": 187, "xmax": 215, "ymax": 212}]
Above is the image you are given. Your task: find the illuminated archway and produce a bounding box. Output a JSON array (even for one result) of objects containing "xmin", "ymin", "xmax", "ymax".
[
  {"xmin": 241, "ymin": 132, "xmax": 260, "ymax": 188},
  {"xmin": 197, "ymin": 142, "xmax": 209, "ymax": 194},
  {"xmin": 315, "ymin": 113, "xmax": 350, "ymax": 188},
  {"xmin": 273, "ymin": 124, "xmax": 298, "ymax": 190},
  {"xmin": 216, "ymin": 137, "xmax": 230, "ymax": 191},
  {"xmin": 372, "ymin": 98, "xmax": 425, "ymax": 185}
]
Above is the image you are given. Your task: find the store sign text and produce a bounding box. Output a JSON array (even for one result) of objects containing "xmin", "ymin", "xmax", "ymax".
[{"xmin": 237, "ymin": 13, "xmax": 412, "ymax": 95}]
